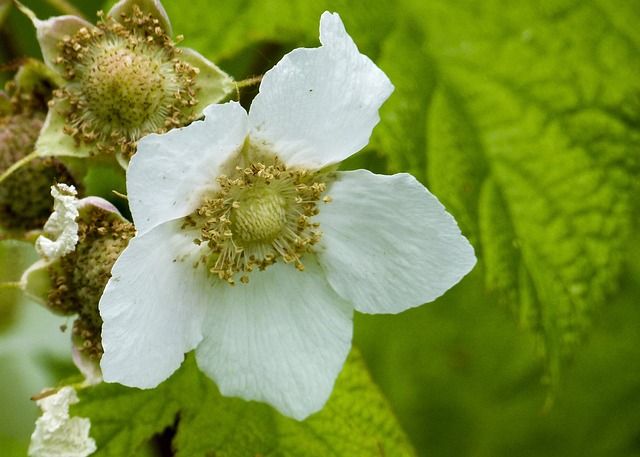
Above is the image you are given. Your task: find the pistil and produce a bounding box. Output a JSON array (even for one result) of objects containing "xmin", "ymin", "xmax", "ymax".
[{"xmin": 190, "ymin": 159, "xmax": 330, "ymax": 284}]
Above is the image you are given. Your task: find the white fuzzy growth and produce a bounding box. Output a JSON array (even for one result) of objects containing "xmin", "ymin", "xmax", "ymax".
[
  {"xmin": 35, "ymin": 184, "xmax": 79, "ymax": 261},
  {"xmin": 28, "ymin": 386, "xmax": 97, "ymax": 457}
]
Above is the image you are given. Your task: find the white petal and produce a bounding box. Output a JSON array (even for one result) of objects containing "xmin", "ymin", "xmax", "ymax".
[
  {"xmin": 248, "ymin": 12, "xmax": 393, "ymax": 169},
  {"xmin": 128, "ymin": 102, "xmax": 249, "ymax": 235},
  {"xmin": 99, "ymin": 220, "xmax": 207, "ymax": 388},
  {"xmin": 28, "ymin": 386, "xmax": 96, "ymax": 457},
  {"xmin": 35, "ymin": 184, "xmax": 79, "ymax": 261},
  {"xmin": 316, "ymin": 170, "xmax": 476, "ymax": 314},
  {"xmin": 195, "ymin": 260, "xmax": 353, "ymax": 420}
]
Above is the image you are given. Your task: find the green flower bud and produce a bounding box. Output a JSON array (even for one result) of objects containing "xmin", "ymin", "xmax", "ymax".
[
  {"xmin": 0, "ymin": 92, "xmax": 75, "ymax": 230},
  {"xmin": 47, "ymin": 202, "xmax": 135, "ymax": 360},
  {"xmin": 19, "ymin": 0, "xmax": 234, "ymax": 162}
]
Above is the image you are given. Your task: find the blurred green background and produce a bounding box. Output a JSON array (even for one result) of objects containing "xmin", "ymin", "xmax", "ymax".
[{"xmin": 1, "ymin": 0, "xmax": 639, "ymax": 455}]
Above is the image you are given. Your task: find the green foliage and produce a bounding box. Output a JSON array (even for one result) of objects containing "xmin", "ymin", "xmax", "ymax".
[
  {"xmin": 74, "ymin": 350, "xmax": 416, "ymax": 457},
  {"xmin": 374, "ymin": 0, "xmax": 640, "ymax": 384},
  {"xmin": 355, "ymin": 236, "xmax": 640, "ymax": 457},
  {"xmin": 374, "ymin": 18, "xmax": 435, "ymax": 181},
  {"xmin": 163, "ymin": 0, "xmax": 397, "ymax": 83}
]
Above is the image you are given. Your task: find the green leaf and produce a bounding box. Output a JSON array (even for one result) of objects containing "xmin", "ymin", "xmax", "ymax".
[
  {"xmin": 164, "ymin": 0, "xmax": 397, "ymax": 79},
  {"xmin": 74, "ymin": 350, "xmax": 416, "ymax": 457},
  {"xmin": 425, "ymin": 84, "xmax": 489, "ymax": 244},
  {"xmin": 355, "ymin": 232, "xmax": 640, "ymax": 457},
  {"xmin": 374, "ymin": 18, "xmax": 436, "ymax": 181},
  {"xmin": 377, "ymin": 0, "xmax": 640, "ymax": 381},
  {"xmin": 163, "ymin": 0, "xmax": 321, "ymax": 64}
]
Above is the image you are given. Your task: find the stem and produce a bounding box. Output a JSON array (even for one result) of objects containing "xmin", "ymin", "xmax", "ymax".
[
  {"xmin": 235, "ymin": 75, "xmax": 263, "ymax": 89},
  {"xmin": 0, "ymin": 280, "xmax": 21, "ymax": 290},
  {"xmin": 43, "ymin": 0, "xmax": 86, "ymax": 19},
  {"xmin": 233, "ymin": 75, "xmax": 263, "ymax": 101},
  {"xmin": 112, "ymin": 190, "xmax": 128, "ymax": 200},
  {"xmin": 0, "ymin": 149, "xmax": 40, "ymax": 185},
  {"xmin": 31, "ymin": 387, "xmax": 59, "ymax": 401},
  {"xmin": 0, "ymin": 229, "xmax": 41, "ymax": 242}
]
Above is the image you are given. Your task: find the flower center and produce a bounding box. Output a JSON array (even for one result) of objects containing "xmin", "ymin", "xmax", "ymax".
[
  {"xmin": 232, "ymin": 187, "xmax": 287, "ymax": 242},
  {"xmin": 53, "ymin": 6, "xmax": 198, "ymax": 157},
  {"xmin": 82, "ymin": 45, "xmax": 167, "ymax": 132},
  {"xmin": 188, "ymin": 160, "xmax": 331, "ymax": 285}
]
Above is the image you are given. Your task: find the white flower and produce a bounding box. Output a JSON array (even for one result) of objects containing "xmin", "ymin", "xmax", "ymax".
[
  {"xmin": 28, "ymin": 386, "xmax": 97, "ymax": 457},
  {"xmin": 99, "ymin": 12, "xmax": 476, "ymax": 420},
  {"xmin": 35, "ymin": 184, "xmax": 79, "ymax": 261}
]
